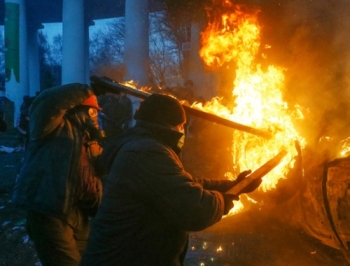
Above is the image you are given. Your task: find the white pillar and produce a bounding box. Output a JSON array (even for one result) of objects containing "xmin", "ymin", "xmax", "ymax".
[
  {"xmin": 124, "ymin": 0, "xmax": 150, "ymax": 127},
  {"xmin": 189, "ymin": 23, "xmax": 217, "ymax": 99},
  {"xmin": 85, "ymin": 19, "xmax": 94, "ymax": 84},
  {"xmin": 4, "ymin": 0, "xmax": 29, "ymax": 126},
  {"xmin": 27, "ymin": 23, "xmax": 42, "ymax": 96},
  {"xmin": 124, "ymin": 0, "xmax": 149, "ymax": 86},
  {"xmin": 62, "ymin": 0, "xmax": 85, "ymax": 84}
]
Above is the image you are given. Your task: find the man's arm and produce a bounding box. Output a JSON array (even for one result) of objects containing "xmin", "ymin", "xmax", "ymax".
[{"xmin": 29, "ymin": 83, "xmax": 94, "ymax": 139}]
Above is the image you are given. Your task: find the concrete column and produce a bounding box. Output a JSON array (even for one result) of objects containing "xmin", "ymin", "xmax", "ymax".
[
  {"xmin": 27, "ymin": 22, "xmax": 43, "ymax": 96},
  {"xmin": 124, "ymin": 0, "xmax": 150, "ymax": 127},
  {"xmin": 188, "ymin": 23, "xmax": 217, "ymax": 99},
  {"xmin": 62, "ymin": 0, "xmax": 85, "ymax": 84},
  {"xmin": 85, "ymin": 19, "xmax": 94, "ymax": 84},
  {"xmin": 4, "ymin": 0, "xmax": 29, "ymax": 126},
  {"xmin": 124, "ymin": 0, "xmax": 149, "ymax": 86}
]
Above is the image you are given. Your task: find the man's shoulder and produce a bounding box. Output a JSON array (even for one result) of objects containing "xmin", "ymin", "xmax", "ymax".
[{"xmin": 122, "ymin": 135, "xmax": 162, "ymax": 151}]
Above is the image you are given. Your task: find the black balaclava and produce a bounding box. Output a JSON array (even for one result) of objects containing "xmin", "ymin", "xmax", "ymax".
[
  {"xmin": 133, "ymin": 94, "xmax": 187, "ymax": 153},
  {"xmin": 134, "ymin": 94, "xmax": 186, "ymax": 127}
]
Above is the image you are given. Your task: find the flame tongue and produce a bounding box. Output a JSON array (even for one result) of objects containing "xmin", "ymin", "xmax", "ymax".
[
  {"xmin": 198, "ymin": 1, "xmax": 305, "ymax": 209},
  {"xmin": 200, "ymin": 4, "xmax": 260, "ymax": 68}
]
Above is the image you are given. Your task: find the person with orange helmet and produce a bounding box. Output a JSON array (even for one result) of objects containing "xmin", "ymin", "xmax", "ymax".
[{"xmin": 12, "ymin": 82, "xmax": 113, "ymax": 266}]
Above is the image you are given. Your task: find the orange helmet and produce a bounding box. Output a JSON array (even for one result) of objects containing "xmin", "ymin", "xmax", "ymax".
[{"xmin": 81, "ymin": 95, "xmax": 102, "ymax": 111}]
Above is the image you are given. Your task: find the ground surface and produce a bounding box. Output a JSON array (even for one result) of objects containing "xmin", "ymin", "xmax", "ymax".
[{"xmin": 0, "ymin": 129, "xmax": 349, "ymax": 266}]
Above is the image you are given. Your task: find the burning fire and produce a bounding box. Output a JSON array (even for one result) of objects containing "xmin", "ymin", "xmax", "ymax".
[{"xmin": 196, "ymin": 2, "xmax": 305, "ymax": 213}]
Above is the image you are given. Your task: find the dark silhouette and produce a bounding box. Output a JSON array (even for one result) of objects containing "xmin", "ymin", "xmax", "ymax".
[
  {"xmin": 81, "ymin": 94, "xmax": 261, "ymax": 266},
  {"xmin": 12, "ymin": 83, "xmax": 115, "ymax": 266}
]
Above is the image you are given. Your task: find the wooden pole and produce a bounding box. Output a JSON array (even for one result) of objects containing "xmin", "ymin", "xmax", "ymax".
[{"xmin": 90, "ymin": 76, "xmax": 272, "ymax": 139}]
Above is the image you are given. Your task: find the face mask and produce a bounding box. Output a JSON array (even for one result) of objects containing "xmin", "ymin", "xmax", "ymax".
[
  {"xmin": 80, "ymin": 107, "xmax": 99, "ymax": 129},
  {"xmin": 69, "ymin": 107, "xmax": 104, "ymax": 140},
  {"xmin": 177, "ymin": 134, "xmax": 185, "ymax": 150}
]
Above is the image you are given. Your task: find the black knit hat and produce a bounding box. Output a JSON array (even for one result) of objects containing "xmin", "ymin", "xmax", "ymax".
[{"xmin": 134, "ymin": 94, "xmax": 186, "ymax": 126}]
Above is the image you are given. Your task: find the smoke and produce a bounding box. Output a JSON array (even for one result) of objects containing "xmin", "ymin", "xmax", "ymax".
[
  {"xmin": 257, "ymin": 0, "xmax": 350, "ymax": 147},
  {"xmin": 166, "ymin": 0, "xmax": 350, "ymax": 159}
]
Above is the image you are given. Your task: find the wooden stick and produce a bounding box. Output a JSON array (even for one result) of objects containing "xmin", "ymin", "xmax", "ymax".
[
  {"xmin": 90, "ymin": 76, "xmax": 272, "ymax": 139},
  {"xmin": 226, "ymin": 149, "xmax": 288, "ymax": 195}
]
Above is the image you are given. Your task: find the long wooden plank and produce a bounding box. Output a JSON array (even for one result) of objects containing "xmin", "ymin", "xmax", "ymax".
[
  {"xmin": 226, "ymin": 149, "xmax": 288, "ymax": 195},
  {"xmin": 90, "ymin": 76, "xmax": 272, "ymax": 138}
]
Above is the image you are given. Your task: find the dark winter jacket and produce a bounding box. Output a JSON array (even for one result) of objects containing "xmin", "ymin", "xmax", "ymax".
[
  {"xmin": 81, "ymin": 121, "xmax": 236, "ymax": 266},
  {"xmin": 12, "ymin": 83, "xmax": 100, "ymax": 220}
]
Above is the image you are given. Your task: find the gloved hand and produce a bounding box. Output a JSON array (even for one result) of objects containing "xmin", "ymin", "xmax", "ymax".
[
  {"xmin": 90, "ymin": 76, "xmax": 119, "ymax": 96},
  {"xmin": 221, "ymin": 193, "xmax": 239, "ymax": 215},
  {"xmin": 90, "ymin": 82, "xmax": 109, "ymax": 96},
  {"xmin": 240, "ymin": 177, "xmax": 262, "ymax": 194},
  {"xmin": 235, "ymin": 170, "xmax": 252, "ymax": 183},
  {"xmin": 235, "ymin": 169, "xmax": 262, "ymax": 194}
]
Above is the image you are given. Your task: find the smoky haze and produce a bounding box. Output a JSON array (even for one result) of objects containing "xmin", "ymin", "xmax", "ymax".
[
  {"xmin": 176, "ymin": 0, "xmax": 350, "ymax": 164},
  {"xmin": 178, "ymin": 0, "xmax": 350, "ymax": 146},
  {"xmin": 256, "ymin": 0, "xmax": 350, "ymax": 150}
]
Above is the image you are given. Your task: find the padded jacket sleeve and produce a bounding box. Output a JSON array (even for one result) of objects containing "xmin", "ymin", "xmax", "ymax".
[
  {"xmin": 29, "ymin": 83, "xmax": 94, "ymax": 139},
  {"xmin": 120, "ymin": 140, "xmax": 226, "ymax": 231}
]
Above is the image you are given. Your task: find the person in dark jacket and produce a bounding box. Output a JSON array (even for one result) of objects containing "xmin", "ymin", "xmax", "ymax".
[
  {"xmin": 80, "ymin": 94, "xmax": 262, "ymax": 266},
  {"xmin": 12, "ymin": 83, "xmax": 113, "ymax": 266}
]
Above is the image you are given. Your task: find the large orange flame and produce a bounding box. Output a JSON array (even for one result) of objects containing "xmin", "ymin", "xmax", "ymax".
[{"xmin": 197, "ymin": 2, "xmax": 305, "ymax": 214}]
